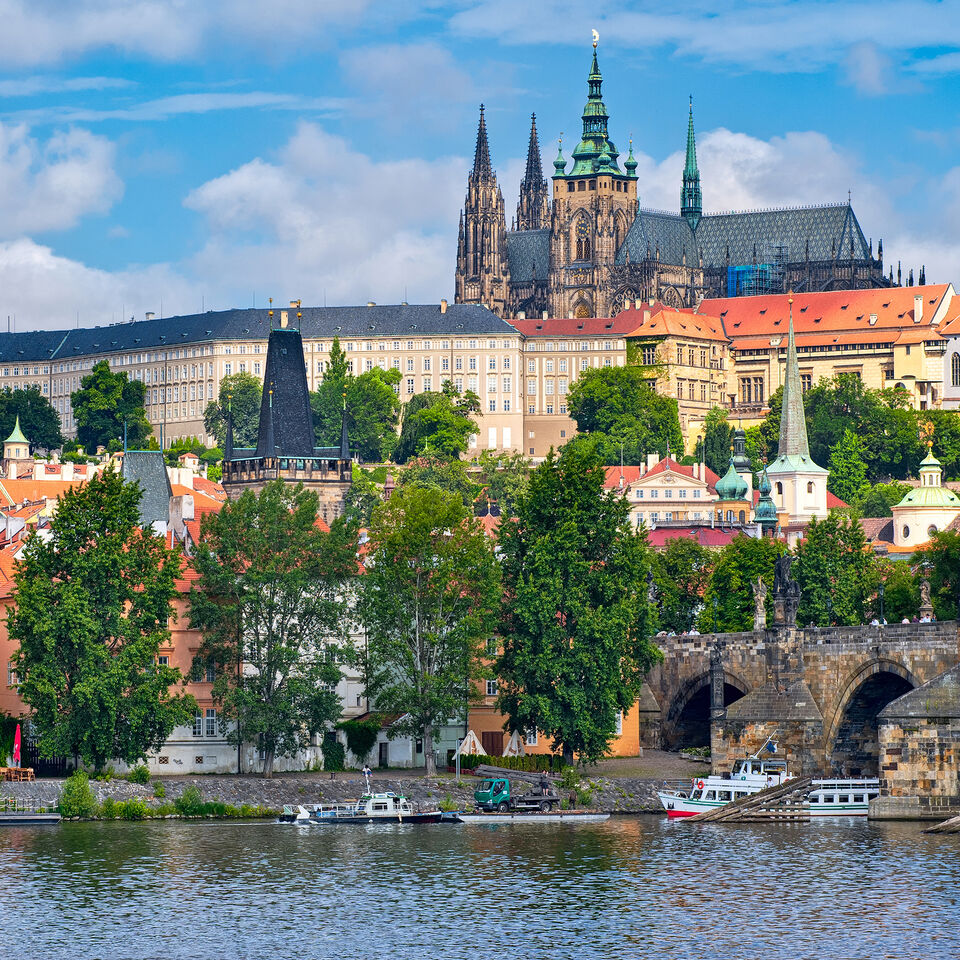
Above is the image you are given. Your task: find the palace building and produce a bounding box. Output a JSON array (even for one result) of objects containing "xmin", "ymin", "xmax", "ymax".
[{"xmin": 455, "ymin": 38, "xmax": 891, "ymax": 321}]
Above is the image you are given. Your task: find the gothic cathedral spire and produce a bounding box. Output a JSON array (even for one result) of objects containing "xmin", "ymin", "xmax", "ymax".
[
  {"xmin": 681, "ymin": 96, "xmax": 702, "ymax": 230},
  {"xmin": 516, "ymin": 113, "xmax": 550, "ymax": 231},
  {"xmin": 455, "ymin": 104, "xmax": 509, "ymax": 315}
]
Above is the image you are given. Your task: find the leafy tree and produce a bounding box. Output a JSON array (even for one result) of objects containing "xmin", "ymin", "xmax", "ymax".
[
  {"xmin": 475, "ymin": 449, "xmax": 530, "ymax": 518},
  {"xmin": 652, "ymin": 538, "xmax": 715, "ymax": 633},
  {"xmin": 794, "ymin": 513, "xmax": 877, "ymax": 626},
  {"xmin": 568, "ymin": 366, "xmax": 683, "ymax": 464},
  {"xmin": 695, "ymin": 407, "xmax": 734, "ymax": 477},
  {"xmin": 917, "ymin": 530, "xmax": 960, "ymax": 621},
  {"xmin": 312, "ymin": 337, "xmax": 402, "ymax": 462},
  {"xmin": 855, "ymin": 481, "xmax": 911, "ymax": 518},
  {"xmin": 10, "ymin": 468, "xmax": 193, "ymax": 770},
  {"xmin": 877, "ymin": 559, "xmax": 919, "ymax": 623},
  {"xmin": 72, "ymin": 360, "xmax": 151, "ymax": 452},
  {"xmin": 393, "ymin": 385, "xmax": 479, "ymax": 463},
  {"xmin": 359, "ymin": 485, "xmax": 500, "ymax": 775},
  {"xmin": 398, "ymin": 455, "xmax": 479, "ymax": 508},
  {"xmin": 496, "ymin": 440, "xmax": 661, "ymax": 765},
  {"xmin": 189, "ymin": 480, "xmax": 358, "ymax": 776},
  {"xmin": 0, "ymin": 387, "xmax": 63, "ymax": 451},
  {"xmin": 203, "ymin": 371, "xmax": 261, "ymax": 449},
  {"xmin": 344, "ymin": 468, "xmax": 383, "ymax": 526},
  {"xmin": 828, "ymin": 429, "xmax": 869, "ymax": 504},
  {"xmin": 698, "ymin": 535, "xmax": 785, "ymax": 633}
]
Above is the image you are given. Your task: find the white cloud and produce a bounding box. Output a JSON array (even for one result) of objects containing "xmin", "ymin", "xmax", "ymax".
[
  {"xmin": 0, "ymin": 75, "xmax": 135, "ymax": 97},
  {"xmin": 843, "ymin": 42, "xmax": 891, "ymax": 95},
  {"xmin": 0, "ymin": 122, "xmax": 122, "ymax": 237}
]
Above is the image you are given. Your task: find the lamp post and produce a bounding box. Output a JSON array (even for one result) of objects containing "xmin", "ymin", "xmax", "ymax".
[{"xmin": 878, "ymin": 580, "xmax": 885, "ymax": 625}]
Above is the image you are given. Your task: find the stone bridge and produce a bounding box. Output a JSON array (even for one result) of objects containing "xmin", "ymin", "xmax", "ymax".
[{"xmin": 640, "ymin": 621, "xmax": 960, "ymax": 776}]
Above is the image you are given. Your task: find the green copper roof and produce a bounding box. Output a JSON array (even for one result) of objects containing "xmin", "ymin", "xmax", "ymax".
[
  {"xmin": 716, "ymin": 457, "xmax": 749, "ymax": 500},
  {"xmin": 624, "ymin": 140, "xmax": 637, "ymax": 175},
  {"xmin": 895, "ymin": 485, "xmax": 960, "ymax": 509},
  {"xmin": 567, "ymin": 44, "xmax": 622, "ymax": 177},
  {"xmin": 755, "ymin": 468, "xmax": 778, "ymax": 525},
  {"xmin": 684, "ymin": 98, "xmax": 698, "ymax": 177},
  {"xmin": 5, "ymin": 415, "xmax": 27, "ymax": 445},
  {"xmin": 920, "ymin": 448, "xmax": 942, "ymax": 469},
  {"xmin": 681, "ymin": 97, "xmax": 702, "ymax": 229},
  {"xmin": 553, "ymin": 140, "xmax": 567, "ymax": 174}
]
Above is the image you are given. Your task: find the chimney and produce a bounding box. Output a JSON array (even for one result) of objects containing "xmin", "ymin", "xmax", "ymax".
[
  {"xmin": 289, "ymin": 300, "xmax": 298, "ymax": 309},
  {"xmin": 635, "ymin": 299, "xmax": 642, "ymax": 310},
  {"xmin": 61, "ymin": 461, "xmax": 74, "ymax": 482},
  {"xmin": 646, "ymin": 452, "xmax": 659, "ymax": 471},
  {"xmin": 280, "ymin": 310, "xmax": 289, "ymax": 328},
  {"xmin": 517, "ymin": 310, "xmax": 525, "ymax": 320},
  {"xmin": 145, "ymin": 312, "xmax": 155, "ymax": 321},
  {"xmin": 914, "ymin": 294, "xmax": 923, "ymax": 324},
  {"xmin": 440, "ymin": 299, "xmax": 448, "ymax": 314},
  {"xmin": 643, "ymin": 309, "xmax": 650, "ymax": 323},
  {"xmin": 542, "ymin": 310, "xmax": 548, "ymax": 320}
]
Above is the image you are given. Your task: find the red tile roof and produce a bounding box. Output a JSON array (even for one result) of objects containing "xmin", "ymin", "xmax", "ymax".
[
  {"xmin": 509, "ymin": 314, "xmax": 644, "ymax": 337},
  {"xmin": 614, "ymin": 304, "xmax": 729, "ymax": 342},
  {"xmin": 604, "ymin": 460, "xmax": 720, "ymax": 494},
  {"xmin": 646, "ymin": 526, "xmax": 739, "ymax": 548}
]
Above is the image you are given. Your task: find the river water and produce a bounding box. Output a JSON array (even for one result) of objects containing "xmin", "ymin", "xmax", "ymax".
[{"xmin": 1, "ymin": 817, "xmax": 957, "ymax": 959}]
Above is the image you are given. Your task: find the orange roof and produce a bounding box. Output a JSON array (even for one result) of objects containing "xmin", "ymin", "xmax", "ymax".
[
  {"xmin": 603, "ymin": 460, "xmax": 720, "ymax": 493},
  {"xmin": 701, "ymin": 285, "xmax": 952, "ymax": 341},
  {"xmin": 193, "ymin": 476, "xmax": 227, "ymax": 500},
  {"xmin": 509, "ymin": 314, "xmax": 642, "ymax": 338},
  {"xmin": 0, "ymin": 478, "xmax": 86, "ymax": 506},
  {"xmin": 615, "ymin": 305, "xmax": 729, "ymax": 343}
]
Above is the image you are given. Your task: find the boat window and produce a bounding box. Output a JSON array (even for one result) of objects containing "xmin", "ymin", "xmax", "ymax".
[
  {"xmin": 853, "ymin": 795, "xmax": 864, "ymax": 803},
  {"xmin": 373, "ymin": 803, "xmax": 388, "ymax": 811},
  {"xmin": 734, "ymin": 791, "xmax": 748, "ymax": 799},
  {"xmin": 839, "ymin": 795, "xmax": 850, "ymax": 804},
  {"xmin": 705, "ymin": 790, "xmax": 716, "ymax": 800},
  {"xmin": 810, "ymin": 794, "xmax": 820, "ymax": 803},
  {"xmin": 718, "ymin": 791, "xmax": 732, "ymax": 802},
  {"xmin": 690, "ymin": 790, "xmax": 701, "ymax": 799},
  {"xmin": 829, "ymin": 795, "xmax": 838, "ymax": 804}
]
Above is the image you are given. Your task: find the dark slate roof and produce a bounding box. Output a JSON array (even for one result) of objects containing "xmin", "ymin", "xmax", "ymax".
[
  {"xmin": 0, "ymin": 303, "xmax": 514, "ymax": 364},
  {"xmin": 724, "ymin": 679, "xmax": 823, "ymax": 722},
  {"xmin": 121, "ymin": 450, "xmax": 172, "ymax": 529},
  {"xmin": 879, "ymin": 664, "xmax": 960, "ymax": 721},
  {"xmin": 506, "ymin": 229, "xmax": 551, "ymax": 283},
  {"xmin": 257, "ymin": 328, "xmax": 315, "ymax": 459},
  {"xmin": 615, "ymin": 203, "xmax": 873, "ymax": 269},
  {"xmin": 616, "ymin": 210, "xmax": 697, "ymax": 267}
]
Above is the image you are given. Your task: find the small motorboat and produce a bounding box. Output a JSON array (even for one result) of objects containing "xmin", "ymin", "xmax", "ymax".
[
  {"xmin": 311, "ymin": 792, "xmax": 443, "ymax": 825},
  {"xmin": 277, "ymin": 804, "xmax": 313, "ymax": 823}
]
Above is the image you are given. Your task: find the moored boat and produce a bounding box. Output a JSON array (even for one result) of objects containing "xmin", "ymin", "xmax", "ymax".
[
  {"xmin": 806, "ymin": 778, "xmax": 880, "ymax": 816},
  {"xmin": 311, "ymin": 791, "xmax": 443, "ymax": 824},
  {"xmin": 658, "ymin": 756, "xmax": 791, "ymax": 818},
  {"xmin": 456, "ymin": 811, "xmax": 610, "ymax": 824}
]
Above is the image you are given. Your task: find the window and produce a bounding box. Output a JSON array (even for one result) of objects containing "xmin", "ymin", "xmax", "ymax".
[
  {"xmin": 801, "ymin": 373, "xmax": 813, "ymax": 393},
  {"xmin": 406, "ymin": 378, "xmax": 415, "ymax": 394},
  {"xmin": 441, "ymin": 357, "xmax": 449, "ymax": 371},
  {"xmin": 193, "ymin": 712, "xmax": 204, "ymax": 737},
  {"xmin": 807, "ymin": 481, "xmax": 814, "ymax": 494},
  {"xmin": 488, "ymin": 399, "xmax": 496, "ymax": 412},
  {"xmin": 486, "ymin": 679, "xmax": 498, "ymax": 696},
  {"xmin": 525, "ymin": 729, "xmax": 538, "ymax": 747},
  {"xmin": 503, "ymin": 398, "xmax": 511, "ymax": 412},
  {"xmin": 489, "ymin": 356, "xmax": 497, "ymax": 370},
  {"xmin": 664, "ymin": 490, "xmax": 672, "ymax": 499},
  {"xmin": 469, "ymin": 357, "xmax": 477, "ymax": 371},
  {"xmin": 205, "ymin": 709, "xmax": 217, "ymax": 737},
  {"xmin": 642, "ymin": 346, "xmax": 656, "ymax": 365},
  {"xmin": 650, "ymin": 490, "xmax": 658, "ymax": 498},
  {"xmin": 406, "ymin": 358, "xmax": 414, "ymax": 371},
  {"xmin": 545, "ymin": 380, "xmax": 554, "ymax": 395},
  {"xmin": 205, "ymin": 660, "xmax": 215, "ymax": 683},
  {"xmin": 423, "ymin": 358, "xmax": 431, "ymax": 371},
  {"xmin": 776, "ymin": 482, "xmax": 783, "ymax": 495},
  {"xmin": 503, "ymin": 356, "xmax": 511, "ymax": 370},
  {"xmin": 423, "ymin": 377, "xmax": 432, "ymax": 392},
  {"xmin": 455, "ymin": 357, "xmax": 463, "ymax": 371},
  {"xmin": 545, "ymin": 359, "xmax": 554, "ymax": 373},
  {"xmin": 487, "ymin": 377, "xmax": 497, "ymax": 393}
]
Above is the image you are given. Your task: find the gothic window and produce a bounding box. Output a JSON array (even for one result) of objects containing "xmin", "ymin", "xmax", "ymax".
[
  {"xmin": 575, "ymin": 218, "xmax": 591, "ymax": 261},
  {"xmin": 574, "ymin": 301, "xmax": 591, "ymax": 319},
  {"xmin": 801, "ymin": 373, "xmax": 812, "ymax": 392},
  {"xmin": 952, "ymin": 352, "xmax": 960, "ymax": 387}
]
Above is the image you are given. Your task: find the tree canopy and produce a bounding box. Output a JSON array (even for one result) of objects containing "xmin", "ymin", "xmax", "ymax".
[
  {"xmin": 0, "ymin": 387, "xmax": 63, "ymax": 451},
  {"xmin": 393, "ymin": 384, "xmax": 479, "ymax": 463},
  {"xmin": 397, "ymin": 455, "xmax": 478, "ymax": 507},
  {"xmin": 567, "ymin": 366, "xmax": 683, "ymax": 464},
  {"xmin": 10, "ymin": 468, "xmax": 193, "ymax": 769},
  {"xmin": 71, "ymin": 360, "xmax": 152, "ymax": 452},
  {"xmin": 496, "ymin": 440, "xmax": 661, "ymax": 765},
  {"xmin": 917, "ymin": 530, "xmax": 960, "ymax": 621},
  {"xmin": 651, "ymin": 538, "xmax": 715, "ymax": 633},
  {"xmin": 203, "ymin": 371, "xmax": 261, "ymax": 449},
  {"xmin": 474, "ymin": 449, "xmax": 530, "ymax": 518},
  {"xmin": 695, "ymin": 407, "xmax": 734, "ymax": 478},
  {"xmin": 359, "ymin": 484, "xmax": 500, "ymax": 775}
]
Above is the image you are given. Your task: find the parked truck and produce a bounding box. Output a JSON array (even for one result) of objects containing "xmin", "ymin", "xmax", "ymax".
[{"xmin": 474, "ymin": 776, "xmax": 561, "ymax": 813}]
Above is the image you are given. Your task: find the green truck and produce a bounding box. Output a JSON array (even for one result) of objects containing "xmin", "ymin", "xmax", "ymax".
[{"xmin": 474, "ymin": 776, "xmax": 561, "ymax": 813}]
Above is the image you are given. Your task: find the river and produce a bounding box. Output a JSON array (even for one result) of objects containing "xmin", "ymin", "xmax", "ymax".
[{"xmin": 1, "ymin": 817, "xmax": 957, "ymax": 959}]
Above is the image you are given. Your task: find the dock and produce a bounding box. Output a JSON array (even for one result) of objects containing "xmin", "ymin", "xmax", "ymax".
[
  {"xmin": 684, "ymin": 776, "xmax": 814, "ymax": 823},
  {"xmin": 0, "ymin": 796, "xmax": 61, "ymax": 825}
]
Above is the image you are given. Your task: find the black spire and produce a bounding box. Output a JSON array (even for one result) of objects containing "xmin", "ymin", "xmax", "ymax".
[
  {"xmin": 516, "ymin": 113, "xmax": 550, "ymax": 231},
  {"xmin": 255, "ymin": 326, "xmax": 315, "ymax": 459},
  {"xmin": 524, "ymin": 113, "xmax": 544, "ymax": 183},
  {"xmin": 472, "ymin": 104, "xmax": 492, "ymax": 179}
]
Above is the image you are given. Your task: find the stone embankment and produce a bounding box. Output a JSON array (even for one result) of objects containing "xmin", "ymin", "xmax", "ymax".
[{"xmin": 3, "ymin": 772, "xmax": 668, "ymax": 814}]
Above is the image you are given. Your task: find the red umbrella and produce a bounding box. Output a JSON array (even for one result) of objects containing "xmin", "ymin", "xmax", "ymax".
[{"xmin": 13, "ymin": 723, "xmax": 21, "ymax": 767}]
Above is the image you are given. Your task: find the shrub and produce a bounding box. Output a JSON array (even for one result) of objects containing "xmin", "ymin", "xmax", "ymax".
[
  {"xmin": 100, "ymin": 797, "xmax": 118, "ymax": 819},
  {"xmin": 175, "ymin": 785, "xmax": 204, "ymax": 816},
  {"xmin": 559, "ymin": 766, "xmax": 580, "ymax": 791},
  {"xmin": 446, "ymin": 752, "xmax": 564, "ymax": 774},
  {"xmin": 59, "ymin": 771, "xmax": 97, "ymax": 818},
  {"xmin": 119, "ymin": 798, "xmax": 149, "ymax": 820},
  {"xmin": 438, "ymin": 793, "xmax": 460, "ymax": 813},
  {"xmin": 576, "ymin": 787, "xmax": 595, "ymax": 808},
  {"xmin": 338, "ymin": 718, "xmax": 380, "ymax": 762},
  {"xmin": 153, "ymin": 782, "xmax": 166, "ymax": 799},
  {"xmin": 323, "ymin": 741, "xmax": 345, "ymax": 771},
  {"xmin": 126, "ymin": 765, "xmax": 150, "ymax": 785}
]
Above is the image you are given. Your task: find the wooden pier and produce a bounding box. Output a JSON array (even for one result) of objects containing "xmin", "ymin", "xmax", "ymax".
[
  {"xmin": 684, "ymin": 776, "xmax": 814, "ymax": 823},
  {"xmin": 925, "ymin": 813, "xmax": 960, "ymax": 834}
]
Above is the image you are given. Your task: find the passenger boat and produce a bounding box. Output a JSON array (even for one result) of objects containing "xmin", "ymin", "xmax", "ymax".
[
  {"xmin": 311, "ymin": 791, "xmax": 443, "ymax": 825},
  {"xmin": 658, "ymin": 756, "xmax": 792, "ymax": 818},
  {"xmin": 806, "ymin": 778, "xmax": 880, "ymax": 816}
]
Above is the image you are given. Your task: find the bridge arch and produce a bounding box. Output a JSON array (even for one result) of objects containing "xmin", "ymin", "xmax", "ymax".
[
  {"xmin": 664, "ymin": 671, "xmax": 749, "ymax": 750},
  {"xmin": 824, "ymin": 659, "xmax": 918, "ymax": 776}
]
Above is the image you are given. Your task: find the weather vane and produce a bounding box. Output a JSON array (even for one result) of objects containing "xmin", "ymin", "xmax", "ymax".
[
  {"xmin": 920, "ymin": 419, "xmax": 935, "ymax": 449},
  {"xmin": 592, "ymin": 28, "xmax": 599, "ymax": 48}
]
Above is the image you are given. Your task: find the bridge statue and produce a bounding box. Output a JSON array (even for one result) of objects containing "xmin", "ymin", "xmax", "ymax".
[
  {"xmin": 920, "ymin": 579, "xmax": 933, "ymax": 620},
  {"xmin": 772, "ymin": 554, "xmax": 800, "ymax": 627},
  {"xmin": 752, "ymin": 577, "xmax": 768, "ymax": 631}
]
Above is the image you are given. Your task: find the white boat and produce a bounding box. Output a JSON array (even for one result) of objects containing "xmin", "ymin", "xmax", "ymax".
[
  {"xmin": 806, "ymin": 778, "xmax": 880, "ymax": 816},
  {"xmin": 457, "ymin": 811, "xmax": 610, "ymax": 824},
  {"xmin": 311, "ymin": 792, "xmax": 443, "ymax": 825},
  {"xmin": 278, "ymin": 804, "xmax": 313, "ymax": 823},
  {"xmin": 658, "ymin": 756, "xmax": 792, "ymax": 819}
]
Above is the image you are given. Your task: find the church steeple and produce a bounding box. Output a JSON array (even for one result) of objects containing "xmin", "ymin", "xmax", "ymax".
[
  {"xmin": 472, "ymin": 103, "xmax": 492, "ymax": 179},
  {"xmin": 681, "ymin": 96, "xmax": 702, "ymax": 230},
  {"xmin": 516, "ymin": 113, "xmax": 550, "ymax": 231},
  {"xmin": 777, "ymin": 295, "xmax": 811, "ymax": 460},
  {"xmin": 569, "ymin": 35, "xmax": 620, "ymax": 176}
]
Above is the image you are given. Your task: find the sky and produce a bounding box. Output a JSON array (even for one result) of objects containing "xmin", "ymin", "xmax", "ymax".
[{"xmin": 0, "ymin": 0, "xmax": 959, "ymax": 331}]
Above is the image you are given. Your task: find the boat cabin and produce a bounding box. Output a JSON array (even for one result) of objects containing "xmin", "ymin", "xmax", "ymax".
[{"xmin": 730, "ymin": 758, "xmax": 788, "ymax": 780}]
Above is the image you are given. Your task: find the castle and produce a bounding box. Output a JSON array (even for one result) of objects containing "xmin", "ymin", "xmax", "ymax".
[{"xmin": 455, "ymin": 38, "xmax": 892, "ymax": 320}]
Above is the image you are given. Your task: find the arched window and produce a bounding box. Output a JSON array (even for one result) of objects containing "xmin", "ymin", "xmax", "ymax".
[
  {"xmin": 928, "ymin": 525, "xmax": 938, "ymax": 536},
  {"xmin": 739, "ymin": 510, "xmax": 746, "ymax": 524},
  {"xmin": 953, "ymin": 352, "xmax": 960, "ymax": 387},
  {"xmin": 902, "ymin": 525, "xmax": 910, "ymax": 539},
  {"xmin": 574, "ymin": 217, "xmax": 591, "ymax": 261},
  {"xmin": 807, "ymin": 481, "xmax": 814, "ymax": 494},
  {"xmin": 776, "ymin": 482, "xmax": 783, "ymax": 496}
]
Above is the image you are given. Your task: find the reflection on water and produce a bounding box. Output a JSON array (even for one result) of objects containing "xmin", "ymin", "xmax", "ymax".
[{"xmin": 1, "ymin": 817, "xmax": 958, "ymax": 959}]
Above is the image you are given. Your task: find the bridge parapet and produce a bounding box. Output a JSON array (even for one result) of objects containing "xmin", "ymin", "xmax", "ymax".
[{"xmin": 798, "ymin": 621, "xmax": 959, "ymax": 647}]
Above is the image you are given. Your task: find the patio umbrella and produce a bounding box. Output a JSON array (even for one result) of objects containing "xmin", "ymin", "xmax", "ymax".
[{"xmin": 13, "ymin": 723, "xmax": 21, "ymax": 767}]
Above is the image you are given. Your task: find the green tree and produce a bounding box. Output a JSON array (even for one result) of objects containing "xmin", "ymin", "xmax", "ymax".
[
  {"xmin": 652, "ymin": 538, "xmax": 715, "ymax": 633},
  {"xmin": 0, "ymin": 387, "xmax": 63, "ymax": 451},
  {"xmin": 10, "ymin": 468, "xmax": 193, "ymax": 770},
  {"xmin": 699, "ymin": 535, "xmax": 785, "ymax": 632},
  {"xmin": 344, "ymin": 468, "xmax": 383, "ymax": 526},
  {"xmin": 71, "ymin": 360, "xmax": 152, "ymax": 452},
  {"xmin": 359, "ymin": 485, "xmax": 500, "ymax": 775},
  {"xmin": 828, "ymin": 429, "xmax": 869, "ymax": 504},
  {"xmin": 794, "ymin": 513, "xmax": 877, "ymax": 626},
  {"xmin": 394, "ymin": 386, "xmax": 479, "ymax": 463},
  {"xmin": 398, "ymin": 455, "xmax": 479, "ymax": 507},
  {"xmin": 877, "ymin": 559, "xmax": 918, "ymax": 623},
  {"xmin": 203, "ymin": 371, "xmax": 262, "ymax": 449},
  {"xmin": 496, "ymin": 441, "xmax": 661, "ymax": 765},
  {"xmin": 696, "ymin": 407, "xmax": 734, "ymax": 477},
  {"xmin": 475, "ymin": 449, "xmax": 530, "ymax": 518},
  {"xmin": 568, "ymin": 366, "xmax": 683, "ymax": 464},
  {"xmin": 855, "ymin": 481, "xmax": 911, "ymax": 518},
  {"xmin": 189, "ymin": 480, "xmax": 358, "ymax": 777},
  {"xmin": 917, "ymin": 529, "xmax": 960, "ymax": 621}
]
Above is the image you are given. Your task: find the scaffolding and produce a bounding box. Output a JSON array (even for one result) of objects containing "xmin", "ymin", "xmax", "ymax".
[{"xmin": 727, "ymin": 244, "xmax": 786, "ymax": 297}]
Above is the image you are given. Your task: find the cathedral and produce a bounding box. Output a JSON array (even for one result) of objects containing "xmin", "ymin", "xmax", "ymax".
[{"xmin": 455, "ymin": 40, "xmax": 891, "ymax": 320}]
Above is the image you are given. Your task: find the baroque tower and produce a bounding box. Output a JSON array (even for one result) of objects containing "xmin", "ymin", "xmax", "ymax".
[
  {"xmin": 455, "ymin": 105, "xmax": 509, "ymax": 315},
  {"xmin": 516, "ymin": 114, "xmax": 550, "ymax": 231},
  {"xmin": 548, "ymin": 37, "xmax": 637, "ymax": 318},
  {"xmin": 681, "ymin": 97, "xmax": 702, "ymax": 230}
]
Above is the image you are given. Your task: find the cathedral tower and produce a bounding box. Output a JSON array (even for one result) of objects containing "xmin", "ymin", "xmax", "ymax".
[
  {"xmin": 516, "ymin": 114, "xmax": 550, "ymax": 231},
  {"xmin": 455, "ymin": 105, "xmax": 509, "ymax": 315},
  {"xmin": 681, "ymin": 97, "xmax": 702, "ymax": 230},
  {"xmin": 548, "ymin": 36, "xmax": 637, "ymax": 318}
]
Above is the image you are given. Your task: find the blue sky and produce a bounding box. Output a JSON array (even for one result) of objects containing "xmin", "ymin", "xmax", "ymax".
[{"xmin": 0, "ymin": 0, "xmax": 959, "ymax": 330}]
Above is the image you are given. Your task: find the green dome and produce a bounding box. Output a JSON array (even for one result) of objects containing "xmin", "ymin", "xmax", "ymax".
[
  {"xmin": 755, "ymin": 468, "xmax": 778, "ymax": 525},
  {"xmin": 624, "ymin": 141, "xmax": 637, "ymax": 175},
  {"xmin": 716, "ymin": 457, "xmax": 748, "ymax": 501},
  {"xmin": 554, "ymin": 142, "xmax": 567, "ymax": 174}
]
